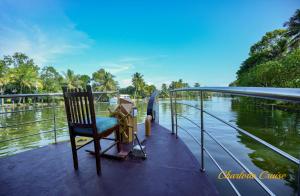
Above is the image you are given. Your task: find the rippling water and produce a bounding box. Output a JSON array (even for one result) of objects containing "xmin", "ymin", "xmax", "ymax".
[{"xmin": 0, "ymin": 96, "xmax": 299, "ymax": 195}]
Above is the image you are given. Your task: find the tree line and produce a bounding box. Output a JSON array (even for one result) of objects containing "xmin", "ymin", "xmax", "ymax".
[
  {"xmin": 231, "ymin": 9, "xmax": 300, "ymax": 87},
  {"xmin": 0, "ymin": 53, "xmax": 121, "ymax": 96},
  {"xmin": 0, "ymin": 52, "xmax": 202, "ymax": 100}
]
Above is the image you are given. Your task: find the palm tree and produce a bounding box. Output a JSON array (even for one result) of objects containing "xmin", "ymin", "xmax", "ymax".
[
  {"xmin": 132, "ymin": 72, "xmax": 145, "ymax": 100},
  {"xmin": 159, "ymin": 83, "xmax": 169, "ymax": 98},
  {"xmin": 0, "ymin": 60, "xmax": 9, "ymax": 105},
  {"xmin": 92, "ymin": 68, "xmax": 117, "ymax": 91},
  {"xmin": 9, "ymin": 63, "xmax": 42, "ymax": 94},
  {"xmin": 0, "ymin": 60, "xmax": 9, "ymax": 92},
  {"xmin": 3, "ymin": 53, "xmax": 42, "ymax": 95},
  {"xmin": 284, "ymin": 9, "xmax": 300, "ymax": 49},
  {"xmin": 63, "ymin": 69, "xmax": 82, "ymax": 88}
]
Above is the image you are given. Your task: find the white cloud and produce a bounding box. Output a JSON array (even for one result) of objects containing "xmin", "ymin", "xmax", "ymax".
[
  {"xmin": 105, "ymin": 63, "xmax": 133, "ymax": 74},
  {"xmin": 0, "ymin": 2, "xmax": 93, "ymax": 66},
  {"xmin": 120, "ymin": 79, "xmax": 132, "ymax": 87}
]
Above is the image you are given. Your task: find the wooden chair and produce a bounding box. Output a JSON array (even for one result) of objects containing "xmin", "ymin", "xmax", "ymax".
[{"xmin": 62, "ymin": 85, "xmax": 121, "ymax": 175}]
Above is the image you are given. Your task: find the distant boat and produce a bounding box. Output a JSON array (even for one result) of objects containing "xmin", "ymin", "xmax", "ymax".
[
  {"xmin": 109, "ymin": 97, "xmax": 118, "ymax": 104},
  {"xmin": 109, "ymin": 94, "xmax": 131, "ymax": 104},
  {"xmin": 120, "ymin": 94, "xmax": 131, "ymax": 99}
]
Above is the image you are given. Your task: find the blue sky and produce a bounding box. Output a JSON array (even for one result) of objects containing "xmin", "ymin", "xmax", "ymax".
[{"xmin": 0, "ymin": 0, "xmax": 299, "ymax": 88}]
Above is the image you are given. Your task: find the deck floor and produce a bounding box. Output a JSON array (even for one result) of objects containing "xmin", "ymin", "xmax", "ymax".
[{"xmin": 0, "ymin": 123, "xmax": 218, "ymax": 196}]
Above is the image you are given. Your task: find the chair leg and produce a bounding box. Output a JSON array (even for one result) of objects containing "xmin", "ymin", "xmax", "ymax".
[
  {"xmin": 94, "ymin": 139, "xmax": 102, "ymax": 175},
  {"xmin": 116, "ymin": 126, "xmax": 121, "ymax": 152},
  {"xmin": 70, "ymin": 135, "xmax": 78, "ymax": 170}
]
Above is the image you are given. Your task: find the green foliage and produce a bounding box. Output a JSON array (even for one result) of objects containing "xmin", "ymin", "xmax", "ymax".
[
  {"xmin": 0, "ymin": 59, "xmax": 9, "ymax": 93},
  {"xmin": 235, "ymin": 9, "xmax": 300, "ymax": 87},
  {"xmin": 237, "ymin": 49, "xmax": 300, "ymax": 87},
  {"xmin": 4, "ymin": 53, "xmax": 42, "ymax": 93},
  {"xmin": 284, "ymin": 9, "xmax": 300, "ymax": 49},
  {"xmin": 169, "ymin": 79, "xmax": 189, "ymax": 90},
  {"xmin": 144, "ymin": 84, "xmax": 156, "ymax": 97},
  {"xmin": 92, "ymin": 68, "xmax": 117, "ymax": 91},
  {"xmin": 194, "ymin": 83, "xmax": 200, "ymax": 87},
  {"xmin": 62, "ymin": 69, "xmax": 82, "ymax": 88},
  {"xmin": 0, "ymin": 53, "xmax": 201, "ymax": 100},
  {"xmin": 79, "ymin": 75, "xmax": 91, "ymax": 87},
  {"xmin": 40, "ymin": 66, "xmax": 63, "ymax": 92},
  {"xmin": 280, "ymin": 49, "xmax": 300, "ymax": 87},
  {"xmin": 237, "ymin": 29, "xmax": 288, "ymax": 76},
  {"xmin": 132, "ymin": 72, "xmax": 145, "ymax": 99},
  {"xmin": 159, "ymin": 83, "xmax": 169, "ymax": 98},
  {"xmin": 119, "ymin": 85, "xmax": 135, "ymax": 96}
]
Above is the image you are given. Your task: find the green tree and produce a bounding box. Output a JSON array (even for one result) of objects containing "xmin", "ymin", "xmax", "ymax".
[
  {"xmin": 280, "ymin": 48, "xmax": 300, "ymax": 87},
  {"xmin": 79, "ymin": 75, "xmax": 91, "ymax": 87},
  {"xmin": 237, "ymin": 29, "xmax": 288, "ymax": 76},
  {"xmin": 144, "ymin": 84, "xmax": 156, "ymax": 97},
  {"xmin": 169, "ymin": 79, "xmax": 188, "ymax": 89},
  {"xmin": 5, "ymin": 53, "xmax": 42, "ymax": 94},
  {"xmin": 194, "ymin": 83, "xmax": 200, "ymax": 87},
  {"xmin": 40, "ymin": 66, "xmax": 63, "ymax": 92},
  {"xmin": 237, "ymin": 48, "xmax": 300, "ymax": 87},
  {"xmin": 119, "ymin": 85, "xmax": 135, "ymax": 97},
  {"xmin": 92, "ymin": 68, "xmax": 117, "ymax": 91},
  {"xmin": 132, "ymin": 72, "xmax": 145, "ymax": 99},
  {"xmin": 284, "ymin": 9, "xmax": 300, "ymax": 49},
  {"xmin": 159, "ymin": 83, "xmax": 169, "ymax": 98},
  {"xmin": 62, "ymin": 69, "xmax": 82, "ymax": 88},
  {"xmin": 0, "ymin": 59, "xmax": 9, "ymax": 94}
]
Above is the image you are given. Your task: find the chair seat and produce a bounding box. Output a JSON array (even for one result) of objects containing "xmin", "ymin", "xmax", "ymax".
[{"xmin": 74, "ymin": 117, "xmax": 118, "ymax": 136}]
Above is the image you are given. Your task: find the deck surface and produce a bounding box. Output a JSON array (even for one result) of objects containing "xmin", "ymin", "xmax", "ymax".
[{"xmin": 0, "ymin": 123, "xmax": 218, "ymax": 196}]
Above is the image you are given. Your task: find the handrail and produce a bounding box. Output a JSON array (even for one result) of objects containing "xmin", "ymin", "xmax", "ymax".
[
  {"xmin": 0, "ymin": 127, "xmax": 67, "ymax": 143},
  {"xmin": 0, "ymin": 91, "xmax": 119, "ymax": 145},
  {"xmin": 0, "ymin": 106, "xmax": 63, "ymax": 115},
  {"xmin": 177, "ymin": 113, "xmax": 275, "ymax": 195},
  {"xmin": 177, "ymin": 102, "xmax": 299, "ymax": 164},
  {"xmin": 0, "ymin": 91, "xmax": 118, "ymax": 98},
  {"xmin": 204, "ymin": 147, "xmax": 241, "ymax": 196},
  {"xmin": 169, "ymin": 87, "xmax": 300, "ymax": 195},
  {"xmin": 170, "ymin": 87, "xmax": 300, "ymax": 102},
  {"xmin": 177, "ymin": 124, "xmax": 241, "ymax": 196}
]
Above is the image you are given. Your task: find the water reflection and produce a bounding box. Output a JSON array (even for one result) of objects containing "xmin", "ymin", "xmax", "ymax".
[
  {"xmin": 0, "ymin": 100, "xmax": 150, "ymax": 157},
  {"xmin": 232, "ymin": 98, "xmax": 300, "ymax": 193}
]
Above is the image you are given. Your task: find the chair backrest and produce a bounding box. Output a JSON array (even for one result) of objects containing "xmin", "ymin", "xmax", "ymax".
[{"xmin": 62, "ymin": 85, "xmax": 97, "ymax": 132}]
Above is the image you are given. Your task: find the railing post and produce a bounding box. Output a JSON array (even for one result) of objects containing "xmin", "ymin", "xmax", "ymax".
[
  {"xmin": 117, "ymin": 91, "xmax": 120, "ymax": 105},
  {"xmin": 52, "ymin": 96, "xmax": 57, "ymax": 144},
  {"xmin": 174, "ymin": 91, "xmax": 178, "ymax": 139},
  {"xmin": 200, "ymin": 91, "xmax": 205, "ymax": 172},
  {"xmin": 170, "ymin": 91, "xmax": 174, "ymax": 134},
  {"xmin": 298, "ymin": 164, "xmax": 300, "ymax": 195}
]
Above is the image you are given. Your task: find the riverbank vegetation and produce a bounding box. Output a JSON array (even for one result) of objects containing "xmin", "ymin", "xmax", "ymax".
[
  {"xmin": 231, "ymin": 9, "xmax": 300, "ymax": 87},
  {"xmin": 0, "ymin": 52, "xmax": 201, "ymax": 102}
]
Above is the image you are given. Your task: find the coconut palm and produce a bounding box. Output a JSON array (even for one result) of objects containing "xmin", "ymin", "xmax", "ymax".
[
  {"xmin": 132, "ymin": 72, "xmax": 145, "ymax": 99},
  {"xmin": 284, "ymin": 9, "xmax": 300, "ymax": 49},
  {"xmin": 63, "ymin": 69, "xmax": 82, "ymax": 88},
  {"xmin": 7, "ymin": 58, "xmax": 42, "ymax": 95},
  {"xmin": 0, "ymin": 60, "xmax": 9, "ymax": 94},
  {"xmin": 92, "ymin": 68, "xmax": 117, "ymax": 91}
]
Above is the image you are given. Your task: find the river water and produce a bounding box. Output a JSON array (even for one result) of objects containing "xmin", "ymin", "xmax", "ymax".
[{"xmin": 0, "ymin": 96, "xmax": 299, "ymax": 195}]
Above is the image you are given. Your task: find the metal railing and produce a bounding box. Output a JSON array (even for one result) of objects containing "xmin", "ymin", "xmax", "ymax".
[
  {"xmin": 169, "ymin": 87, "xmax": 300, "ymax": 196},
  {"xmin": 0, "ymin": 91, "xmax": 118, "ymax": 144}
]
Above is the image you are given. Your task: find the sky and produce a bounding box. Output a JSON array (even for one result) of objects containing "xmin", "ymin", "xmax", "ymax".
[{"xmin": 0, "ymin": 0, "xmax": 299, "ymax": 88}]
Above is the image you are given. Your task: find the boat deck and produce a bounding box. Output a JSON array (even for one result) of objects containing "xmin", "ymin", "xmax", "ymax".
[{"xmin": 0, "ymin": 123, "xmax": 218, "ymax": 196}]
